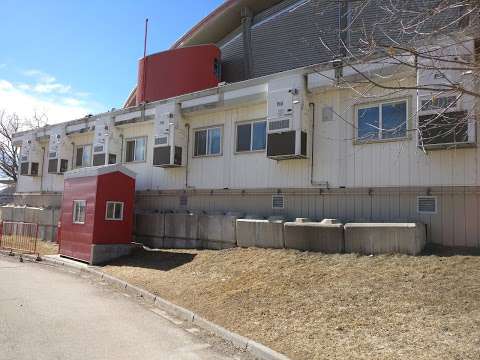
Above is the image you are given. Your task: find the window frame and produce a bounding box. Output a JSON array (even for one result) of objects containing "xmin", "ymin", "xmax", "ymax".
[
  {"xmin": 75, "ymin": 144, "xmax": 93, "ymax": 168},
  {"xmin": 235, "ymin": 119, "xmax": 267, "ymax": 154},
  {"xmin": 124, "ymin": 136, "xmax": 147, "ymax": 163},
  {"xmin": 193, "ymin": 126, "xmax": 223, "ymax": 157},
  {"xmin": 354, "ymin": 98, "xmax": 410, "ymax": 144},
  {"xmin": 105, "ymin": 201, "xmax": 124, "ymax": 221},
  {"xmin": 72, "ymin": 200, "xmax": 86, "ymax": 225}
]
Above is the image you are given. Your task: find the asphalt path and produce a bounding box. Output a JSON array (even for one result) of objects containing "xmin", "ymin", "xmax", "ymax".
[{"xmin": 0, "ymin": 256, "xmax": 251, "ymax": 360}]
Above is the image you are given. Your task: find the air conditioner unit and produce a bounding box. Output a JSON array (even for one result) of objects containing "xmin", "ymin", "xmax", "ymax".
[
  {"xmin": 417, "ymin": 38, "xmax": 476, "ymax": 150},
  {"xmin": 92, "ymin": 116, "xmax": 120, "ymax": 166},
  {"xmin": 19, "ymin": 135, "xmax": 43, "ymax": 177},
  {"xmin": 152, "ymin": 102, "xmax": 185, "ymax": 168},
  {"xmin": 266, "ymin": 75, "xmax": 309, "ymax": 160},
  {"xmin": 47, "ymin": 127, "xmax": 72, "ymax": 174}
]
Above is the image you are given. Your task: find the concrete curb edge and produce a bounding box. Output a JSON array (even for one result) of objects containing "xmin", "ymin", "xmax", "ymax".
[{"xmin": 1, "ymin": 251, "xmax": 291, "ymax": 360}]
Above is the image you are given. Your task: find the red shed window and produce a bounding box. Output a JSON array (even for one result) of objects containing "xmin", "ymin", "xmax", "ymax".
[
  {"xmin": 105, "ymin": 201, "xmax": 124, "ymax": 221},
  {"xmin": 73, "ymin": 200, "xmax": 86, "ymax": 224}
]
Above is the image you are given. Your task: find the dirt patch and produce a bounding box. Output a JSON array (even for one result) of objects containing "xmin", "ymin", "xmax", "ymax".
[{"xmin": 102, "ymin": 248, "xmax": 480, "ymax": 360}]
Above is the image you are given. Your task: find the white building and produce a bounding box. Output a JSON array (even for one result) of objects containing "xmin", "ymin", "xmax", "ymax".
[{"xmin": 12, "ymin": 0, "xmax": 480, "ymax": 248}]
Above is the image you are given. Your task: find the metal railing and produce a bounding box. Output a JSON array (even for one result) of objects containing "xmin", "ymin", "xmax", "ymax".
[{"xmin": 0, "ymin": 221, "xmax": 39, "ymax": 255}]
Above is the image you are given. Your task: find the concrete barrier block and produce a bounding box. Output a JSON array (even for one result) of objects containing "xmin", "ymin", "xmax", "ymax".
[
  {"xmin": 135, "ymin": 212, "xmax": 165, "ymax": 238},
  {"xmin": 284, "ymin": 221, "xmax": 344, "ymax": 253},
  {"xmin": 13, "ymin": 207, "xmax": 26, "ymax": 222},
  {"xmin": 164, "ymin": 213, "xmax": 198, "ymax": 241},
  {"xmin": 236, "ymin": 219, "xmax": 285, "ymax": 249},
  {"xmin": 198, "ymin": 213, "xmax": 240, "ymax": 249},
  {"xmin": 344, "ymin": 223, "xmax": 426, "ymax": 255},
  {"xmin": 0, "ymin": 206, "xmax": 14, "ymax": 221}
]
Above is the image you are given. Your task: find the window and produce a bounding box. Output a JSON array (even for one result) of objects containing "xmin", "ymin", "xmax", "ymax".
[
  {"xmin": 75, "ymin": 144, "xmax": 92, "ymax": 168},
  {"xmin": 125, "ymin": 137, "xmax": 146, "ymax": 162},
  {"xmin": 356, "ymin": 100, "xmax": 407, "ymax": 141},
  {"xmin": 60, "ymin": 159, "xmax": 69, "ymax": 173},
  {"xmin": 236, "ymin": 120, "xmax": 267, "ymax": 152},
  {"xmin": 73, "ymin": 200, "xmax": 86, "ymax": 224},
  {"xmin": 194, "ymin": 127, "xmax": 222, "ymax": 156},
  {"xmin": 30, "ymin": 162, "xmax": 39, "ymax": 176},
  {"xmin": 105, "ymin": 201, "xmax": 124, "ymax": 221},
  {"xmin": 20, "ymin": 162, "xmax": 29, "ymax": 175}
]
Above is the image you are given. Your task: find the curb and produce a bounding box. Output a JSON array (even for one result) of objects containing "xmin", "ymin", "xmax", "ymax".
[{"xmin": 1, "ymin": 251, "xmax": 291, "ymax": 360}]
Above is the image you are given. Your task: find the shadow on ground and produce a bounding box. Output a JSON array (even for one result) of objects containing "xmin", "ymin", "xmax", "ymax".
[
  {"xmin": 103, "ymin": 247, "xmax": 196, "ymax": 271},
  {"xmin": 422, "ymin": 243, "xmax": 480, "ymax": 257}
]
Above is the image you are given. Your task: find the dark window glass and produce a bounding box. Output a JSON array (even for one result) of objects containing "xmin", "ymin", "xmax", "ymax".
[
  {"xmin": 194, "ymin": 130, "xmax": 207, "ymax": 156},
  {"xmin": 357, "ymin": 106, "xmax": 379, "ymax": 140},
  {"xmin": 114, "ymin": 203, "xmax": 122, "ymax": 219},
  {"xmin": 236, "ymin": 123, "xmax": 251, "ymax": 152},
  {"xmin": 126, "ymin": 140, "xmax": 135, "ymax": 162},
  {"xmin": 60, "ymin": 159, "xmax": 68, "ymax": 173},
  {"xmin": 382, "ymin": 102, "xmax": 407, "ymax": 139},
  {"xmin": 48, "ymin": 159, "xmax": 58, "ymax": 174},
  {"xmin": 20, "ymin": 162, "xmax": 29, "ymax": 175},
  {"xmin": 30, "ymin": 162, "xmax": 39, "ymax": 176},
  {"xmin": 252, "ymin": 121, "xmax": 267, "ymax": 150},
  {"xmin": 75, "ymin": 147, "xmax": 83, "ymax": 167}
]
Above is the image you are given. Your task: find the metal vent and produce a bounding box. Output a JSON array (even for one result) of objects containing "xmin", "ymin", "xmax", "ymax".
[
  {"xmin": 94, "ymin": 145, "xmax": 104, "ymax": 153},
  {"xmin": 155, "ymin": 137, "xmax": 168, "ymax": 146},
  {"xmin": 268, "ymin": 119, "xmax": 290, "ymax": 131},
  {"xmin": 179, "ymin": 194, "xmax": 188, "ymax": 207},
  {"xmin": 417, "ymin": 196, "xmax": 437, "ymax": 214},
  {"xmin": 21, "ymin": 155, "xmax": 28, "ymax": 162},
  {"xmin": 272, "ymin": 195, "xmax": 285, "ymax": 210},
  {"xmin": 49, "ymin": 152, "xmax": 57, "ymax": 159},
  {"xmin": 322, "ymin": 106, "xmax": 334, "ymax": 122}
]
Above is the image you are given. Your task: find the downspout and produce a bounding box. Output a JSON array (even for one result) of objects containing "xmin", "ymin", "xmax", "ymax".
[
  {"xmin": 309, "ymin": 103, "xmax": 316, "ymax": 186},
  {"xmin": 40, "ymin": 146, "xmax": 46, "ymax": 192},
  {"xmin": 185, "ymin": 123, "xmax": 190, "ymax": 189},
  {"xmin": 71, "ymin": 142, "xmax": 75, "ymax": 169},
  {"xmin": 241, "ymin": 7, "xmax": 253, "ymax": 79},
  {"xmin": 119, "ymin": 134, "xmax": 124, "ymax": 163}
]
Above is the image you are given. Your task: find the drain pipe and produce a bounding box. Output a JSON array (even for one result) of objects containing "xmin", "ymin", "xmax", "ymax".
[
  {"xmin": 185, "ymin": 123, "xmax": 190, "ymax": 189},
  {"xmin": 119, "ymin": 134, "xmax": 124, "ymax": 163},
  {"xmin": 40, "ymin": 146, "xmax": 46, "ymax": 192},
  {"xmin": 309, "ymin": 102, "xmax": 316, "ymax": 186}
]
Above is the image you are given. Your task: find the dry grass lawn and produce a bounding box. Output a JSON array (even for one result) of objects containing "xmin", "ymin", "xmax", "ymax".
[
  {"xmin": 36, "ymin": 241, "xmax": 59, "ymax": 256},
  {"xmin": 102, "ymin": 247, "xmax": 480, "ymax": 360}
]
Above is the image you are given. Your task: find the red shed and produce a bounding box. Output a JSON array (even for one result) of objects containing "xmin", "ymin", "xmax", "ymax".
[{"xmin": 58, "ymin": 164, "xmax": 136, "ymax": 265}]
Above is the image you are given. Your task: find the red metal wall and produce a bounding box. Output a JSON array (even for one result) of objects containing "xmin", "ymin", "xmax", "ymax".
[
  {"xmin": 59, "ymin": 171, "xmax": 135, "ymax": 263},
  {"xmin": 93, "ymin": 172, "xmax": 135, "ymax": 245},
  {"xmin": 136, "ymin": 44, "xmax": 221, "ymax": 104},
  {"xmin": 58, "ymin": 176, "xmax": 98, "ymax": 263}
]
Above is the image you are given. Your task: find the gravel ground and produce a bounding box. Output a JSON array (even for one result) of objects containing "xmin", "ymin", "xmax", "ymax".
[{"xmin": 102, "ymin": 247, "xmax": 480, "ymax": 360}]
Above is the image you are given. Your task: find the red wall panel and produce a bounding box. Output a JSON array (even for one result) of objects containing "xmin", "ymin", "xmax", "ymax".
[
  {"xmin": 136, "ymin": 44, "xmax": 221, "ymax": 104},
  {"xmin": 93, "ymin": 172, "xmax": 135, "ymax": 245},
  {"xmin": 59, "ymin": 176, "xmax": 97, "ymax": 263}
]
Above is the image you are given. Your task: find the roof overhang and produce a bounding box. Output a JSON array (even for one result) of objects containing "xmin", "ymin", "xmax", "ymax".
[{"xmin": 172, "ymin": 0, "xmax": 284, "ymax": 48}]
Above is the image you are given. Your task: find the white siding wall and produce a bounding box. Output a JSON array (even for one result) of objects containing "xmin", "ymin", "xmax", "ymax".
[
  {"xmin": 312, "ymin": 83, "xmax": 479, "ymax": 188},
  {"xmin": 15, "ymin": 74, "xmax": 480, "ymax": 194}
]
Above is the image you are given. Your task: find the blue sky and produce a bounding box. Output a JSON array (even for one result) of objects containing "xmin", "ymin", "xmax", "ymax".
[{"xmin": 0, "ymin": 0, "xmax": 223, "ymax": 123}]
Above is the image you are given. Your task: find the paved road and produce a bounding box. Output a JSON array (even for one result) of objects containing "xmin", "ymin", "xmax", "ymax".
[{"xmin": 0, "ymin": 256, "xmax": 250, "ymax": 360}]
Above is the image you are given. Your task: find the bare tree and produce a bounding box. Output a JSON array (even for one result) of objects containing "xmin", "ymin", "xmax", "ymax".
[
  {"xmin": 315, "ymin": 0, "xmax": 479, "ymax": 148},
  {"xmin": 0, "ymin": 110, "xmax": 48, "ymax": 181}
]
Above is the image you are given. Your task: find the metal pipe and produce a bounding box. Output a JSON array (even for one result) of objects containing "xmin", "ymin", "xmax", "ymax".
[{"xmin": 185, "ymin": 123, "xmax": 190, "ymax": 189}]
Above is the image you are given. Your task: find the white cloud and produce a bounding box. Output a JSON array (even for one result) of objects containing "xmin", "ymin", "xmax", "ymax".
[
  {"xmin": 0, "ymin": 79, "xmax": 101, "ymax": 124},
  {"xmin": 21, "ymin": 69, "xmax": 72, "ymax": 95}
]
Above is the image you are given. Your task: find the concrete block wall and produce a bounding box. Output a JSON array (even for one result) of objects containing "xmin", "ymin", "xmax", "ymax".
[
  {"xmin": 236, "ymin": 219, "xmax": 285, "ymax": 249},
  {"xmin": 0, "ymin": 205, "xmax": 60, "ymax": 242},
  {"xmin": 344, "ymin": 223, "xmax": 426, "ymax": 256},
  {"xmin": 284, "ymin": 220, "xmax": 344, "ymax": 253},
  {"xmin": 198, "ymin": 213, "xmax": 241, "ymax": 250}
]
